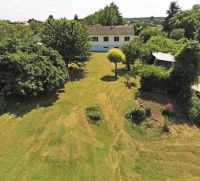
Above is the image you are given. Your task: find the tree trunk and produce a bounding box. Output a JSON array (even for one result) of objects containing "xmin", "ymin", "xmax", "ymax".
[{"xmin": 115, "ymin": 63, "xmax": 118, "ymax": 77}]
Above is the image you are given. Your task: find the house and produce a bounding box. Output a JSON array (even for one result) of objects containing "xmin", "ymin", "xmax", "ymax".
[
  {"xmin": 88, "ymin": 26, "xmax": 135, "ymax": 52},
  {"xmin": 152, "ymin": 52, "xmax": 175, "ymax": 68}
]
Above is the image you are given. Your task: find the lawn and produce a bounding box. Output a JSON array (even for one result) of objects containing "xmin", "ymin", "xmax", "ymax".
[{"xmin": 0, "ymin": 53, "xmax": 200, "ymax": 181}]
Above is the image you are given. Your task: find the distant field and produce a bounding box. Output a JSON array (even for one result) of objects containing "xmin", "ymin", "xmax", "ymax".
[
  {"xmin": 124, "ymin": 17, "xmax": 165, "ymax": 25},
  {"xmin": 0, "ymin": 53, "xmax": 200, "ymax": 181}
]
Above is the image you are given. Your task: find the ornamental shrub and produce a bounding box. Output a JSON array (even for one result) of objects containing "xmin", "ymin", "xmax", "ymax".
[{"xmin": 85, "ymin": 105, "xmax": 104, "ymax": 124}]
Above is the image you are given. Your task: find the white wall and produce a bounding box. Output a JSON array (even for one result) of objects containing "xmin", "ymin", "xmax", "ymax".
[{"xmin": 91, "ymin": 35, "xmax": 135, "ymax": 46}]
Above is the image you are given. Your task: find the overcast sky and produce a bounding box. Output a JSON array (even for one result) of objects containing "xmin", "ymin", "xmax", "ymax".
[{"xmin": 0, "ymin": 0, "xmax": 199, "ymax": 21}]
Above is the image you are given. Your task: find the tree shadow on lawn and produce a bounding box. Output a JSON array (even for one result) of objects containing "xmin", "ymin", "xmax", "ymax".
[
  {"xmin": 3, "ymin": 89, "xmax": 64, "ymax": 118},
  {"xmin": 100, "ymin": 75, "xmax": 119, "ymax": 82}
]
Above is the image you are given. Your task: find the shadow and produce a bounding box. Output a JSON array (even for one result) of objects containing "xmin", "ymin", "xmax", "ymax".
[
  {"xmin": 100, "ymin": 75, "xmax": 118, "ymax": 82},
  {"xmin": 2, "ymin": 90, "xmax": 63, "ymax": 118},
  {"xmin": 69, "ymin": 67, "xmax": 86, "ymax": 82}
]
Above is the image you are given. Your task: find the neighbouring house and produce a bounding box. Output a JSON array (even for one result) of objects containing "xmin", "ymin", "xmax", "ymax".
[
  {"xmin": 88, "ymin": 25, "xmax": 135, "ymax": 52},
  {"xmin": 152, "ymin": 52, "xmax": 175, "ymax": 68}
]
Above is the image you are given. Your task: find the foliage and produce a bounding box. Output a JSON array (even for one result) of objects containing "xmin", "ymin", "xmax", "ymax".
[
  {"xmin": 163, "ymin": 1, "xmax": 181, "ymax": 33},
  {"xmin": 132, "ymin": 64, "xmax": 170, "ymax": 92},
  {"xmin": 85, "ymin": 105, "xmax": 104, "ymax": 124},
  {"xmin": 0, "ymin": 39, "xmax": 69, "ymax": 96},
  {"xmin": 41, "ymin": 19, "xmax": 91, "ymax": 67},
  {"xmin": 170, "ymin": 28, "xmax": 185, "ymax": 40},
  {"xmin": 169, "ymin": 10, "xmax": 199, "ymax": 39},
  {"xmin": 187, "ymin": 96, "xmax": 200, "ymax": 123},
  {"xmin": 170, "ymin": 41, "xmax": 200, "ymax": 102},
  {"xmin": 0, "ymin": 21, "xmax": 33, "ymax": 41},
  {"xmin": 84, "ymin": 3, "xmax": 123, "ymax": 26},
  {"xmin": 126, "ymin": 106, "xmax": 151, "ymax": 124},
  {"xmin": 0, "ymin": 97, "xmax": 7, "ymax": 112},
  {"xmin": 139, "ymin": 27, "xmax": 166, "ymax": 43},
  {"xmin": 107, "ymin": 48, "xmax": 125, "ymax": 76},
  {"xmin": 145, "ymin": 36, "xmax": 186, "ymax": 55},
  {"xmin": 122, "ymin": 38, "xmax": 145, "ymax": 70},
  {"xmin": 28, "ymin": 18, "xmax": 43, "ymax": 34},
  {"xmin": 194, "ymin": 28, "xmax": 200, "ymax": 42}
]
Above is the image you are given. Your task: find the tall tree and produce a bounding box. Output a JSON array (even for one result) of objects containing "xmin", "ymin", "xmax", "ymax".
[
  {"xmin": 163, "ymin": 1, "xmax": 181, "ymax": 33},
  {"xmin": 41, "ymin": 19, "xmax": 91, "ymax": 68},
  {"xmin": 110, "ymin": 2, "xmax": 123, "ymax": 25},
  {"xmin": 74, "ymin": 14, "xmax": 79, "ymax": 21}
]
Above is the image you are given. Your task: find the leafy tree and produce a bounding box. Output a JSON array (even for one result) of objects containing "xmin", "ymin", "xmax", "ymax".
[
  {"xmin": 170, "ymin": 41, "xmax": 200, "ymax": 102},
  {"xmin": 41, "ymin": 19, "xmax": 91, "ymax": 68},
  {"xmin": 28, "ymin": 18, "xmax": 43, "ymax": 34},
  {"xmin": 145, "ymin": 36, "xmax": 186, "ymax": 55},
  {"xmin": 84, "ymin": 3, "xmax": 123, "ymax": 26},
  {"xmin": 0, "ymin": 21, "xmax": 33, "ymax": 41},
  {"xmin": 163, "ymin": 1, "xmax": 181, "ymax": 33},
  {"xmin": 139, "ymin": 27, "xmax": 166, "ymax": 43},
  {"xmin": 170, "ymin": 28, "xmax": 185, "ymax": 40},
  {"xmin": 107, "ymin": 48, "xmax": 125, "ymax": 77},
  {"xmin": 110, "ymin": 2, "xmax": 123, "ymax": 25},
  {"xmin": 195, "ymin": 28, "xmax": 200, "ymax": 42},
  {"xmin": 192, "ymin": 4, "xmax": 200, "ymax": 13},
  {"xmin": 169, "ymin": 10, "xmax": 199, "ymax": 39},
  {"xmin": 0, "ymin": 38, "xmax": 69, "ymax": 96},
  {"xmin": 122, "ymin": 38, "xmax": 149, "ymax": 70}
]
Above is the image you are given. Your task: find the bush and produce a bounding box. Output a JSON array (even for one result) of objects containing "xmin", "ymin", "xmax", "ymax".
[
  {"xmin": 85, "ymin": 106, "xmax": 104, "ymax": 124},
  {"xmin": 170, "ymin": 28, "xmax": 185, "ymax": 40},
  {"xmin": 126, "ymin": 106, "xmax": 151, "ymax": 124},
  {"xmin": 0, "ymin": 97, "xmax": 7, "ymax": 112},
  {"xmin": 188, "ymin": 96, "xmax": 200, "ymax": 124},
  {"xmin": 162, "ymin": 103, "xmax": 174, "ymax": 116},
  {"xmin": 132, "ymin": 64, "xmax": 170, "ymax": 92}
]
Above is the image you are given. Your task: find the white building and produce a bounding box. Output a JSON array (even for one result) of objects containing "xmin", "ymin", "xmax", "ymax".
[
  {"xmin": 152, "ymin": 52, "xmax": 175, "ymax": 68},
  {"xmin": 88, "ymin": 26, "xmax": 135, "ymax": 52}
]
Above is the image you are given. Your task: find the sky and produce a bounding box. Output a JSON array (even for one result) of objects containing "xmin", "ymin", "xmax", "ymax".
[{"xmin": 0, "ymin": 0, "xmax": 199, "ymax": 21}]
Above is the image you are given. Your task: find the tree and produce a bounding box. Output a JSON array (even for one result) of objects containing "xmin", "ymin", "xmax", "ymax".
[
  {"xmin": 170, "ymin": 41, "xmax": 200, "ymax": 102},
  {"xmin": 74, "ymin": 14, "xmax": 79, "ymax": 21},
  {"xmin": 139, "ymin": 27, "xmax": 166, "ymax": 43},
  {"xmin": 195, "ymin": 28, "xmax": 200, "ymax": 42},
  {"xmin": 163, "ymin": 1, "xmax": 181, "ymax": 33},
  {"xmin": 122, "ymin": 38, "xmax": 146, "ymax": 70},
  {"xmin": 84, "ymin": 3, "xmax": 123, "ymax": 26},
  {"xmin": 107, "ymin": 48, "xmax": 125, "ymax": 77},
  {"xmin": 28, "ymin": 18, "xmax": 43, "ymax": 34},
  {"xmin": 170, "ymin": 28, "xmax": 185, "ymax": 40},
  {"xmin": 0, "ymin": 38, "xmax": 69, "ymax": 96},
  {"xmin": 169, "ymin": 10, "xmax": 199, "ymax": 39},
  {"xmin": 110, "ymin": 2, "xmax": 123, "ymax": 25},
  {"xmin": 0, "ymin": 21, "xmax": 33, "ymax": 41},
  {"xmin": 192, "ymin": 4, "xmax": 200, "ymax": 13},
  {"xmin": 41, "ymin": 19, "xmax": 91, "ymax": 68}
]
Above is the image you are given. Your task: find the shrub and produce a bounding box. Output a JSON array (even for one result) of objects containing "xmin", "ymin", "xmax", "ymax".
[
  {"xmin": 85, "ymin": 106, "xmax": 104, "ymax": 124},
  {"xmin": 132, "ymin": 64, "xmax": 170, "ymax": 92},
  {"xmin": 170, "ymin": 28, "xmax": 185, "ymax": 40},
  {"xmin": 187, "ymin": 96, "xmax": 200, "ymax": 124},
  {"xmin": 0, "ymin": 97, "xmax": 7, "ymax": 112},
  {"xmin": 162, "ymin": 103, "xmax": 174, "ymax": 116},
  {"xmin": 126, "ymin": 106, "xmax": 151, "ymax": 124}
]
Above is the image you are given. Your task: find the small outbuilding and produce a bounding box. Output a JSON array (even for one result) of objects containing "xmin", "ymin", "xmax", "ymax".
[
  {"xmin": 192, "ymin": 84, "xmax": 200, "ymax": 98},
  {"xmin": 152, "ymin": 52, "xmax": 175, "ymax": 68}
]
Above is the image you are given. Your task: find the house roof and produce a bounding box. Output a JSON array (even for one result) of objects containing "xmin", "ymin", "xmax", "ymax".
[
  {"xmin": 88, "ymin": 26, "xmax": 135, "ymax": 36},
  {"xmin": 152, "ymin": 52, "xmax": 175, "ymax": 63}
]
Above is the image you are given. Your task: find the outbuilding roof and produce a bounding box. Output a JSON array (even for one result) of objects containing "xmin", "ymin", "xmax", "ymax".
[
  {"xmin": 192, "ymin": 84, "xmax": 200, "ymax": 93},
  {"xmin": 152, "ymin": 52, "xmax": 175, "ymax": 63},
  {"xmin": 88, "ymin": 26, "xmax": 135, "ymax": 36}
]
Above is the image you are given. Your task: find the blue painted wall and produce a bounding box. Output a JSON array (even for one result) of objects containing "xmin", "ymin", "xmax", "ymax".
[{"xmin": 91, "ymin": 45, "xmax": 122, "ymax": 52}]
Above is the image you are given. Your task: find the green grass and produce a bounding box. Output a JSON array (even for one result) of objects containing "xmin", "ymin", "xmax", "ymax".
[{"xmin": 0, "ymin": 53, "xmax": 200, "ymax": 180}]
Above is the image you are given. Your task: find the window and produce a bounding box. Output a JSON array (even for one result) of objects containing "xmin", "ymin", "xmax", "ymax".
[
  {"xmin": 125, "ymin": 36, "xmax": 130, "ymax": 42},
  {"xmin": 104, "ymin": 37, "xmax": 109, "ymax": 42},
  {"xmin": 104, "ymin": 47, "xmax": 108, "ymax": 49},
  {"xmin": 92, "ymin": 37, "xmax": 98, "ymax": 42},
  {"xmin": 114, "ymin": 37, "xmax": 119, "ymax": 42}
]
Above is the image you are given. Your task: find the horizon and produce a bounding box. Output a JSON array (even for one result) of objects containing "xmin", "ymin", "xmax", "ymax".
[{"xmin": 0, "ymin": 0, "xmax": 199, "ymax": 21}]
